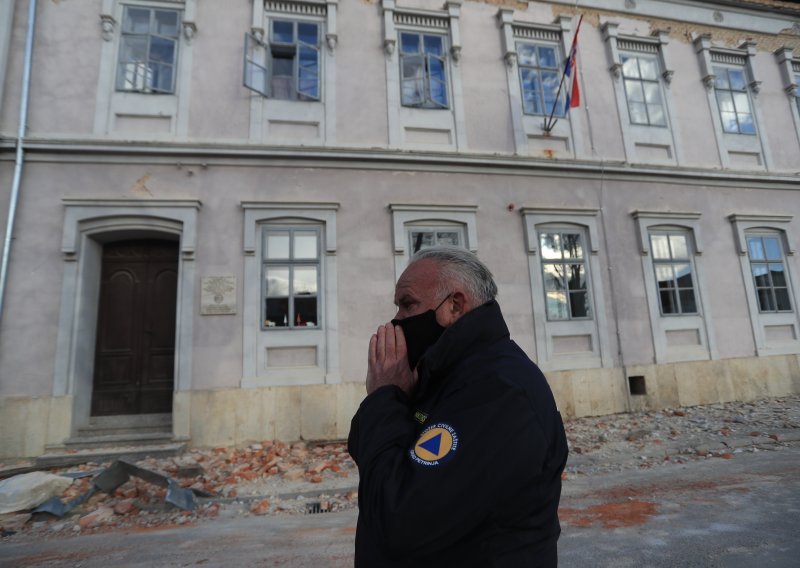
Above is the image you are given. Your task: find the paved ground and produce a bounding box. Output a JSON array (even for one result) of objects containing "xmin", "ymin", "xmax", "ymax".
[{"xmin": 1, "ymin": 442, "xmax": 798, "ymax": 567}]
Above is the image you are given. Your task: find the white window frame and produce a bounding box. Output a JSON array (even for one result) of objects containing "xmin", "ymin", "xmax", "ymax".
[
  {"xmin": 694, "ymin": 36, "xmax": 773, "ymax": 170},
  {"xmin": 389, "ymin": 204, "xmax": 477, "ymax": 281},
  {"xmin": 633, "ymin": 211, "xmax": 717, "ymax": 363},
  {"xmin": 521, "ymin": 208, "xmax": 611, "ymax": 371},
  {"xmin": 242, "ymin": 202, "xmax": 340, "ymax": 386},
  {"xmin": 497, "ymin": 10, "xmax": 581, "ymax": 159},
  {"xmin": 603, "ymin": 23, "xmax": 681, "ymax": 166},
  {"xmin": 94, "ymin": 0, "xmax": 197, "ymax": 138},
  {"xmin": 261, "ymin": 225, "xmax": 323, "ymax": 330},
  {"xmin": 774, "ymin": 47, "xmax": 800, "ymax": 151},
  {"xmin": 115, "ymin": 5, "xmax": 181, "ymax": 94},
  {"xmin": 382, "ymin": 0, "xmax": 466, "ymax": 151},
  {"xmin": 246, "ymin": 0, "xmax": 338, "ymax": 145},
  {"xmin": 729, "ymin": 214, "xmax": 800, "ymax": 356}
]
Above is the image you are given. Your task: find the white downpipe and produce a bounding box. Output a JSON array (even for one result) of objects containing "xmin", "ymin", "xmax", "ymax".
[{"xmin": 0, "ymin": 0, "xmax": 37, "ymax": 323}]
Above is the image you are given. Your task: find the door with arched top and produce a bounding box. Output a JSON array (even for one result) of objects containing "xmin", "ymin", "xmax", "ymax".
[{"xmin": 91, "ymin": 239, "xmax": 178, "ymax": 416}]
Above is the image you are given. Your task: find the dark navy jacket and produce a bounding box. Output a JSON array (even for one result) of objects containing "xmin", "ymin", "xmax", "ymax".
[{"xmin": 348, "ymin": 301, "xmax": 568, "ymax": 567}]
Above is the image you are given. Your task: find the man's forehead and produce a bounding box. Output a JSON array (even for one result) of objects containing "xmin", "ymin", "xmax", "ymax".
[{"xmin": 395, "ymin": 259, "xmax": 440, "ymax": 298}]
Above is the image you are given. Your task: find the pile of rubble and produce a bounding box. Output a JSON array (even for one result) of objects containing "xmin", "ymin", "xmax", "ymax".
[
  {"xmin": 0, "ymin": 440, "xmax": 358, "ymax": 539},
  {"xmin": 1, "ymin": 396, "xmax": 798, "ymax": 540},
  {"xmin": 564, "ymin": 395, "xmax": 800, "ymax": 476}
]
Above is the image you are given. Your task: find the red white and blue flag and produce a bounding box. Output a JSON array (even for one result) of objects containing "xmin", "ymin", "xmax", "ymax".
[{"xmin": 564, "ymin": 15, "xmax": 583, "ymax": 110}]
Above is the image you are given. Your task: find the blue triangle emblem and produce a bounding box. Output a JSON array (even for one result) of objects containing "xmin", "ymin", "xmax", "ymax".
[{"xmin": 419, "ymin": 433, "xmax": 442, "ymax": 456}]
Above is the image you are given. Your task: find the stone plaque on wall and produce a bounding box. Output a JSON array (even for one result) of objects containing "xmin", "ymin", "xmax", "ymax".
[{"xmin": 201, "ymin": 275, "xmax": 237, "ymax": 315}]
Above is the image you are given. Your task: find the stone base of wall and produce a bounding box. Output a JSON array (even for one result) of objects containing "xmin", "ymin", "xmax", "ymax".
[{"xmin": 2, "ymin": 354, "xmax": 799, "ymax": 459}]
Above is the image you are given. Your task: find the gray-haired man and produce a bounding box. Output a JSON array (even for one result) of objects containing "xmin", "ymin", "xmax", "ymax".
[{"xmin": 348, "ymin": 246, "xmax": 568, "ymax": 567}]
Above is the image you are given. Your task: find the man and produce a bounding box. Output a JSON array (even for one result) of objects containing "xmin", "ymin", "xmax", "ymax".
[{"xmin": 348, "ymin": 246, "xmax": 568, "ymax": 567}]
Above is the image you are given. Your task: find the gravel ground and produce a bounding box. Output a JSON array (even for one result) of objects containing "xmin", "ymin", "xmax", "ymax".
[{"xmin": 1, "ymin": 395, "xmax": 798, "ymax": 542}]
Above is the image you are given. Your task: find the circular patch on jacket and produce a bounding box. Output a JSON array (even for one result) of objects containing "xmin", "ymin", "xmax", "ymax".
[{"xmin": 409, "ymin": 423, "xmax": 459, "ymax": 466}]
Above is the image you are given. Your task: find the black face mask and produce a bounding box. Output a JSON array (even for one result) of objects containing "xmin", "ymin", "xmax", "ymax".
[{"xmin": 391, "ymin": 295, "xmax": 450, "ymax": 370}]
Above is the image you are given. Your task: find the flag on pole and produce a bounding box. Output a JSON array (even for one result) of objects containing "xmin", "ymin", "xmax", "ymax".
[{"xmin": 564, "ymin": 15, "xmax": 583, "ymax": 110}]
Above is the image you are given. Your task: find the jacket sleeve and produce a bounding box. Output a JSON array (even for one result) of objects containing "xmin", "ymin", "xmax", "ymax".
[{"xmin": 348, "ymin": 376, "xmax": 553, "ymax": 559}]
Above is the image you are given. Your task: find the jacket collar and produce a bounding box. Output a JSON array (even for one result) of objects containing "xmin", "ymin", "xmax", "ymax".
[{"xmin": 414, "ymin": 300, "xmax": 510, "ymax": 399}]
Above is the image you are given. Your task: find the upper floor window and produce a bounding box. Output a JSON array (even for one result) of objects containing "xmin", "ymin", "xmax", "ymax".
[
  {"xmin": 621, "ymin": 53, "xmax": 666, "ymax": 126},
  {"xmin": 116, "ymin": 6, "xmax": 180, "ymax": 94},
  {"xmin": 270, "ymin": 20, "xmax": 320, "ymax": 101},
  {"xmin": 539, "ymin": 231, "xmax": 592, "ymax": 320},
  {"xmin": 400, "ymin": 32, "xmax": 448, "ymax": 109},
  {"xmin": 517, "ymin": 43, "xmax": 565, "ymax": 117},
  {"xmin": 262, "ymin": 227, "xmax": 321, "ymax": 329},
  {"xmin": 244, "ymin": 19, "xmax": 321, "ymax": 101},
  {"xmin": 650, "ymin": 231, "xmax": 697, "ymax": 315},
  {"xmin": 747, "ymin": 234, "xmax": 792, "ymax": 313},
  {"xmin": 714, "ymin": 66, "xmax": 755, "ymax": 134}
]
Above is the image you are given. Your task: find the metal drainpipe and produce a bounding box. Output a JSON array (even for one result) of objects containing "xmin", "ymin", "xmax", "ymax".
[{"xmin": 0, "ymin": 0, "xmax": 37, "ymax": 323}]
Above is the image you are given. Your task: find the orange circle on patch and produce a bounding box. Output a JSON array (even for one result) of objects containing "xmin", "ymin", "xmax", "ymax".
[{"xmin": 414, "ymin": 427, "xmax": 455, "ymax": 462}]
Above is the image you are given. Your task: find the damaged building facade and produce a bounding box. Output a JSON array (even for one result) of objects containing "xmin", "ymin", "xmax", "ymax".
[{"xmin": 0, "ymin": 0, "xmax": 799, "ymax": 458}]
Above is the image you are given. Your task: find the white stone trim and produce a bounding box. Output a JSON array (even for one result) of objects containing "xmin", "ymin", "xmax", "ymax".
[
  {"xmin": 241, "ymin": 201, "xmax": 340, "ymax": 386},
  {"xmin": 497, "ymin": 11, "xmax": 582, "ymax": 159},
  {"xmin": 54, "ymin": 198, "xmax": 200, "ymax": 433},
  {"xmin": 389, "ymin": 203, "xmax": 478, "ymax": 281},
  {"xmin": 775, "ymin": 47, "xmax": 800, "ymax": 151},
  {"xmin": 694, "ymin": 35, "xmax": 773, "ymax": 170},
  {"xmin": 603, "ymin": 23, "xmax": 681, "ymax": 166},
  {"xmin": 520, "ymin": 207, "xmax": 612, "ymax": 371},
  {"xmin": 632, "ymin": 210, "xmax": 717, "ymax": 363},
  {"xmin": 248, "ymin": 0, "xmax": 337, "ymax": 146},
  {"xmin": 382, "ymin": 0, "xmax": 466, "ymax": 151},
  {"xmin": 93, "ymin": 0, "xmax": 197, "ymax": 139},
  {"xmin": 728, "ymin": 213, "xmax": 800, "ymax": 357}
]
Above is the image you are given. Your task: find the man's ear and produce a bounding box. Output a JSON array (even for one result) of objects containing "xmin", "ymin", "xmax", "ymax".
[{"xmin": 450, "ymin": 290, "xmax": 468, "ymax": 318}]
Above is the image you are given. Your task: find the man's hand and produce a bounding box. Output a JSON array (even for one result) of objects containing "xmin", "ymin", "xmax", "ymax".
[{"xmin": 366, "ymin": 322, "xmax": 418, "ymax": 396}]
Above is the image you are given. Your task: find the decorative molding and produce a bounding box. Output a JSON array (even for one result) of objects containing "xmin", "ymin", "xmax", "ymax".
[
  {"xmin": 100, "ymin": 14, "xmax": 115, "ymax": 42},
  {"xmin": 631, "ymin": 210, "xmax": 703, "ymax": 256},
  {"xmin": 182, "ymin": 21, "xmax": 197, "ymax": 44},
  {"xmin": 384, "ymin": 37, "xmax": 395, "ymax": 55},
  {"xmin": 394, "ymin": 11, "xmax": 449, "ymax": 29},
  {"xmin": 728, "ymin": 213, "xmax": 795, "ymax": 256},
  {"xmin": 702, "ymin": 74, "xmax": 716, "ymax": 91},
  {"xmin": 512, "ymin": 24, "xmax": 560, "ymax": 42},
  {"xmin": 504, "ymin": 52, "xmax": 516, "ymax": 68},
  {"xmin": 662, "ymin": 70, "xmax": 674, "ymax": 84},
  {"xmin": 450, "ymin": 45, "xmax": 461, "ymax": 62},
  {"xmin": 326, "ymin": 32, "xmax": 337, "ymax": 52},
  {"xmin": 265, "ymin": 0, "xmax": 327, "ymax": 17}
]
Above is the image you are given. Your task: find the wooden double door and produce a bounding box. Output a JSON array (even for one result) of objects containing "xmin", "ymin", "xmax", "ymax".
[{"xmin": 91, "ymin": 239, "xmax": 178, "ymax": 416}]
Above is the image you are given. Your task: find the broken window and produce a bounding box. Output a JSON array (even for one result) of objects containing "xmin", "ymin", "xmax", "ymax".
[
  {"xmin": 116, "ymin": 6, "xmax": 180, "ymax": 94},
  {"xmin": 244, "ymin": 20, "xmax": 321, "ymax": 101},
  {"xmin": 400, "ymin": 32, "xmax": 449, "ymax": 109}
]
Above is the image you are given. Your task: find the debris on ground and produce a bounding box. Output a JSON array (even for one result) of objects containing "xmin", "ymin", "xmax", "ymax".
[
  {"xmin": 0, "ymin": 396, "xmax": 798, "ymax": 540},
  {"xmin": 0, "ymin": 472, "xmax": 73, "ymax": 514}
]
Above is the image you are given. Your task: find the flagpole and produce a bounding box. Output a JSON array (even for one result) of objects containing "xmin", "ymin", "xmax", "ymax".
[{"xmin": 543, "ymin": 14, "xmax": 583, "ymax": 133}]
